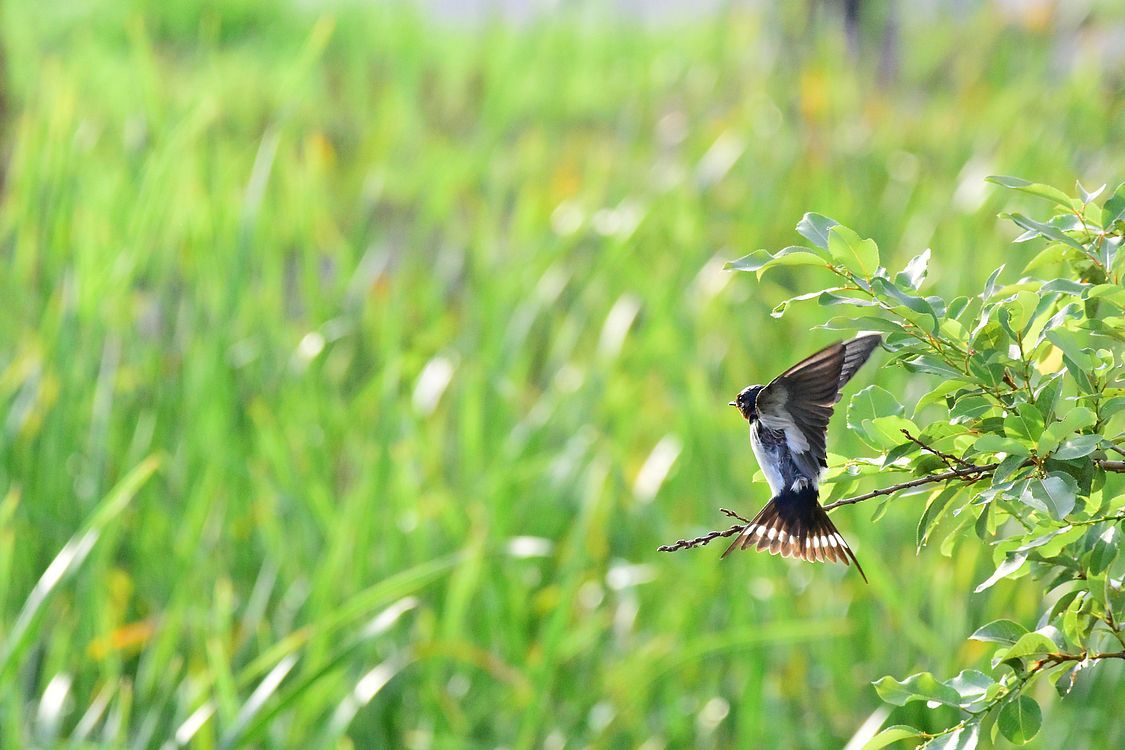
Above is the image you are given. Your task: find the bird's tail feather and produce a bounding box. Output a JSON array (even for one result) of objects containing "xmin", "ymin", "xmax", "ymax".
[{"xmin": 720, "ymin": 486, "xmax": 867, "ymax": 582}]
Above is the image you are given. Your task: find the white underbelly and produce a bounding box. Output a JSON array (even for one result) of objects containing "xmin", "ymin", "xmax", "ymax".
[{"xmin": 749, "ymin": 426, "xmax": 785, "ymax": 495}]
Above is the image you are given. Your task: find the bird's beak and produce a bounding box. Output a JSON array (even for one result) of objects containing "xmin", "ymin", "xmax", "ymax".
[{"xmin": 728, "ymin": 401, "xmax": 737, "ymax": 407}]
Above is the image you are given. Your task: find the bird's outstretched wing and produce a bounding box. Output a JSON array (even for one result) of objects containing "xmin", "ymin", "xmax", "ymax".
[{"xmin": 753, "ymin": 335, "xmax": 882, "ymax": 482}]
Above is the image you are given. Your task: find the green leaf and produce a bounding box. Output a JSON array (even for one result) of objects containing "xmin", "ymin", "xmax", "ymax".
[
  {"xmin": 1005, "ymin": 212, "xmax": 1086, "ymax": 251},
  {"xmin": 975, "ymin": 552, "xmax": 1028, "ymax": 592},
  {"xmin": 987, "ymin": 175, "xmax": 1075, "ymax": 208},
  {"xmin": 817, "ymin": 290, "xmax": 880, "ymax": 309},
  {"xmin": 862, "ymin": 726, "xmax": 923, "ymax": 750},
  {"xmin": 896, "ymin": 248, "xmax": 931, "ymax": 290},
  {"xmin": 1061, "ymin": 407, "xmax": 1097, "ymax": 430},
  {"xmin": 939, "ymin": 507, "xmax": 978, "ymax": 558},
  {"xmin": 1089, "ymin": 527, "xmax": 1119, "ymax": 575},
  {"xmin": 1030, "ymin": 472, "xmax": 1077, "ymax": 519},
  {"xmin": 995, "ymin": 308, "xmax": 1019, "ymax": 345},
  {"xmin": 997, "ymin": 696, "xmax": 1042, "ymax": 745},
  {"xmin": 796, "ymin": 212, "xmax": 838, "ymax": 250},
  {"xmin": 1101, "ymin": 396, "xmax": 1125, "ymax": 418},
  {"xmin": 771, "ymin": 288, "xmax": 843, "ymax": 318},
  {"xmin": 1022, "ymin": 290, "xmax": 1062, "ymax": 338},
  {"xmin": 828, "ymin": 225, "xmax": 880, "ymax": 277},
  {"xmin": 921, "ymin": 723, "xmax": 979, "ymax": 750},
  {"xmin": 1015, "ymin": 290, "xmax": 1041, "ymax": 330},
  {"xmin": 966, "ymin": 355, "xmax": 1007, "ymax": 390},
  {"xmin": 1004, "ymin": 404, "xmax": 1044, "ymax": 442},
  {"xmin": 848, "ymin": 386, "xmax": 906, "ymax": 449},
  {"xmin": 992, "ymin": 455, "xmax": 1031, "ymax": 485},
  {"xmin": 1053, "ymin": 434, "xmax": 1100, "ymax": 460},
  {"xmin": 881, "ymin": 332, "xmax": 923, "ymax": 352},
  {"xmin": 1086, "ymin": 283, "xmax": 1125, "ymax": 301},
  {"xmin": 1038, "ymin": 408, "xmax": 1097, "ymax": 454},
  {"xmin": 917, "ymin": 380, "xmax": 969, "ymax": 411},
  {"xmin": 848, "ymin": 386, "xmax": 905, "ymax": 424},
  {"xmin": 1054, "ymin": 660, "xmax": 1090, "ymax": 698},
  {"xmin": 1103, "ymin": 182, "xmax": 1125, "ymax": 225},
  {"xmin": 1045, "ymin": 329, "xmax": 1095, "ymax": 369},
  {"xmin": 726, "ymin": 246, "xmax": 827, "ymax": 275},
  {"xmin": 815, "ymin": 315, "xmax": 904, "ymax": 333},
  {"xmin": 917, "ymin": 486, "xmax": 960, "ymax": 551},
  {"xmin": 884, "ymin": 440, "xmax": 920, "ymax": 468},
  {"xmin": 945, "ymin": 669, "xmax": 996, "ymax": 708},
  {"xmin": 950, "ymin": 395, "xmax": 991, "ymax": 422},
  {"xmin": 974, "ymin": 503, "xmax": 992, "ymax": 544},
  {"xmin": 970, "ymin": 619, "xmax": 1027, "ymax": 646},
  {"xmin": 1041, "ymin": 278, "xmax": 1088, "ymax": 296},
  {"xmin": 948, "ymin": 296, "xmax": 972, "ymax": 319},
  {"xmin": 1077, "ymin": 181, "xmax": 1105, "ymax": 204},
  {"xmin": 862, "ymin": 416, "xmax": 920, "ymax": 451},
  {"xmin": 1014, "ymin": 525, "xmax": 1079, "ymax": 555},
  {"xmin": 871, "ymin": 277, "xmax": 940, "ymax": 332},
  {"xmin": 1003, "ymin": 631, "xmax": 1057, "ymax": 660},
  {"xmin": 1023, "ymin": 243, "xmax": 1073, "ymax": 272},
  {"xmin": 1061, "ymin": 591, "xmax": 1090, "ymax": 646},
  {"xmin": 872, "ymin": 672, "xmax": 961, "ymax": 707},
  {"xmin": 973, "ymin": 434, "xmax": 1029, "ymax": 457},
  {"xmin": 903, "ymin": 354, "xmax": 966, "ymax": 380},
  {"xmin": 983, "ymin": 265, "xmax": 1005, "ymax": 299}
]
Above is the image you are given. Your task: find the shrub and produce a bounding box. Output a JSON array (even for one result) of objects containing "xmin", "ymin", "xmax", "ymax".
[{"xmin": 669, "ymin": 176, "xmax": 1125, "ymax": 748}]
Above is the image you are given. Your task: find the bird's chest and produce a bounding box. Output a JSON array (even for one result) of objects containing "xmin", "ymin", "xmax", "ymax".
[{"xmin": 750, "ymin": 422, "xmax": 789, "ymax": 495}]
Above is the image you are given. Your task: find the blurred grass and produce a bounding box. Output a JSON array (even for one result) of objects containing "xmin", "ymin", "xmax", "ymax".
[{"xmin": 0, "ymin": 0, "xmax": 1123, "ymax": 747}]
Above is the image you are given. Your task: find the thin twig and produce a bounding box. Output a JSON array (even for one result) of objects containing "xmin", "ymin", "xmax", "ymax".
[
  {"xmin": 1031, "ymin": 650, "xmax": 1125, "ymax": 673},
  {"xmin": 657, "ymin": 524, "xmax": 745, "ymax": 552},
  {"xmin": 720, "ymin": 507, "xmax": 751, "ymax": 524},
  {"xmin": 1070, "ymin": 512, "xmax": 1125, "ymax": 527},
  {"xmin": 901, "ymin": 428, "xmax": 974, "ymax": 470}
]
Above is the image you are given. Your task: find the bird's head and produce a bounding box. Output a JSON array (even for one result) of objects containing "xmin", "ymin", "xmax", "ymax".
[{"xmin": 729, "ymin": 384, "xmax": 763, "ymax": 422}]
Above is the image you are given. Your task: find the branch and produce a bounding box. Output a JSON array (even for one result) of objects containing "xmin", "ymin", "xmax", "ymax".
[
  {"xmin": 658, "ymin": 457, "xmax": 1125, "ymax": 553},
  {"xmin": 1027, "ymin": 649, "xmax": 1125, "ymax": 685},
  {"xmin": 825, "ymin": 456, "xmax": 1124, "ymax": 511},
  {"xmin": 657, "ymin": 524, "xmax": 745, "ymax": 552},
  {"xmin": 1037, "ymin": 650, "xmax": 1125, "ymax": 668},
  {"xmin": 901, "ymin": 428, "xmax": 973, "ymax": 470},
  {"xmin": 719, "ymin": 507, "xmax": 751, "ymax": 524},
  {"xmin": 823, "ymin": 462, "xmax": 998, "ymax": 511},
  {"xmin": 1071, "ymin": 512, "xmax": 1125, "ymax": 527}
]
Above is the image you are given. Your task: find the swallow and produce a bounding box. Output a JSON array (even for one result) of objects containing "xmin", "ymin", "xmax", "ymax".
[{"xmin": 721, "ymin": 334, "xmax": 883, "ymax": 582}]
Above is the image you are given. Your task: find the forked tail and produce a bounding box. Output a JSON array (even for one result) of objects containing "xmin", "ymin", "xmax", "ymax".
[{"xmin": 720, "ymin": 485, "xmax": 867, "ymax": 583}]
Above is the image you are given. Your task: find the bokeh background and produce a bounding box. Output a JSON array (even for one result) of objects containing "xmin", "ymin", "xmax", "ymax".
[{"xmin": 1, "ymin": 0, "xmax": 1123, "ymax": 747}]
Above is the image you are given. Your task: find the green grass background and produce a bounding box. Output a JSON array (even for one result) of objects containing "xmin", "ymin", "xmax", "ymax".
[{"xmin": 0, "ymin": 1, "xmax": 1123, "ymax": 747}]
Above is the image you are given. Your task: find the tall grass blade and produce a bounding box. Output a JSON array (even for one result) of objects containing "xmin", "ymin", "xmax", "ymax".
[{"xmin": 0, "ymin": 456, "xmax": 161, "ymax": 681}]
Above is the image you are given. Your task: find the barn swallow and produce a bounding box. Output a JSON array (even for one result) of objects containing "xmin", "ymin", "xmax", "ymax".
[{"xmin": 721, "ymin": 335, "xmax": 882, "ymax": 582}]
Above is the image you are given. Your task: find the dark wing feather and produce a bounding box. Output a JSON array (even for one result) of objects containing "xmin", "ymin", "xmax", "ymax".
[
  {"xmin": 835, "ymin": 334, "xmax": 882, "ymax": 402},
  {"xmin": 754, "ymin": 335, "xmax": 882, "ymax": 479}
]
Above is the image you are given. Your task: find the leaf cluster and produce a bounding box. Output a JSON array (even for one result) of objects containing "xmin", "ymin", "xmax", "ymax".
[{"xmin": 728, "ymin": 177, "xmax": 1125, "ymax": 747}]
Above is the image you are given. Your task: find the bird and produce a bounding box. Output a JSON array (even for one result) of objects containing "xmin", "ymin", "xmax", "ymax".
[{"xmin": 721, "ymin": 334, "xmax": 883, "ymax": 582}]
